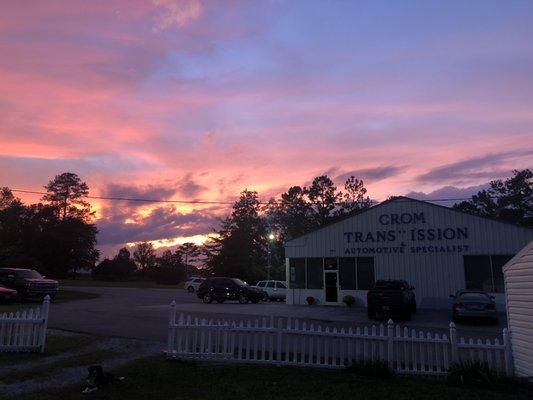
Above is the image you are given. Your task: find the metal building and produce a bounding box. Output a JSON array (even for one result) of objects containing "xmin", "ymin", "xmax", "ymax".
[
  {"xmin": 284, "ymin": 197, "xmax": 533, "ymax": 309},
  {"xmin": 503, "ymin": 240, "xmax": 533, "ymax": 378}
]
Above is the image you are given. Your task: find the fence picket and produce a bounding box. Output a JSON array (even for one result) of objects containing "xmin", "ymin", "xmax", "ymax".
[{"xmin": 166, "ymin": 308, "xmax": 513, "ymax": 377}]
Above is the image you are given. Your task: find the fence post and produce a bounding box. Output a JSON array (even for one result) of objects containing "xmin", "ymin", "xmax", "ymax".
[
  {"xmin": 39, "ymin": 295, "xmax": 50, "ymax": 353},
  {"xmin": 503, "ymin": 328, "xmax": 513, "ymax": 377},
  {"xmin": 167, "ymin": 300, "xmax": 177, "ymax": 357},
  {"xmin": 449, "ymin": 322, "xmax": 458, "ymax": 363},
  {"xmin": 387, "ymin": 319, "xmax": 394, "ymax": 370}
]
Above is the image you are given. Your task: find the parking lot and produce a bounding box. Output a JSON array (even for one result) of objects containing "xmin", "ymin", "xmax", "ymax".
[{"xmin": 47, "ymin": 286, "xmax": 508, "ymax": 342}]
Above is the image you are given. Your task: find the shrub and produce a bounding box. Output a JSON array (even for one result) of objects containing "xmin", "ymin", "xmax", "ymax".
[
  {"xmin": 448, "ymin": 361, "xmax": 497, "ymax": 387},
  {"xmin": 342, "ymin": 295, "xmax": 356, "ymax": 307},
  {"xmin": 347, "ymin": 359, "xmax": 392, "ymax": 378},
  {"xmin": 306, "ymin": 296, "xmax": 315, "ymax": 305}
]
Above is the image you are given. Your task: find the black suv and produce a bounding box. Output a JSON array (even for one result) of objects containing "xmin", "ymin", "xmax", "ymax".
[
  {"xmin": 197, "ymin": 277, "xmax": 266, "ymax": 304},
  {"xmin": 0, "ymin": 268, "xmax": 59, "ymax": 301},
  {"xmin": 367, "ymin": 280, "xmax": 417, "ymax": 320}
]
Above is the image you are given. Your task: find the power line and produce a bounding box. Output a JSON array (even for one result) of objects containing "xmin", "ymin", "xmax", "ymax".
[{"xmin": 9, "ymin": 188, "xmax": 482, "ymax": 206}]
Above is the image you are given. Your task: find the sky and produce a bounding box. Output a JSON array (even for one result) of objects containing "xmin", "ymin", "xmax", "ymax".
[{"xmin": 0, "ymin": 0, "xmax": 532, "ymax": 257}]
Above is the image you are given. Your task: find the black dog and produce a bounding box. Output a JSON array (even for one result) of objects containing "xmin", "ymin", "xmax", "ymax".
[{"xmin": 82, "ymin": 365, "xmax": 125, "ymax": 394}]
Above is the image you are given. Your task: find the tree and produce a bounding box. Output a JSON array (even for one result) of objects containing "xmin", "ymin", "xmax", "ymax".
[
  {"xmin": 454, "ymin": 169, "xmax": 533, "ymax": 227},
  {"xmin": 305, "ymin": 175, "xmax": 342, "ymax": 226},
  {"xmin": 177, "ymin": 242, "xmax": 201, "ymax": 277},
  {"xmin": 265, "ymin": 186, "xmax": 313, "ymax": 240},
  {"xmin": 205, "ymin": 190, "xmax": 268, "ymax": 282},
  {"xmin": 338, "ymin": 176, "xmax": 373, "ymax": 214},
  {"xmin": 133, "ymin": 242, "xmax": 157, "ymax": 272},
  {"xmin": 92, "ymin": 247, "xmax": 136, "ymax": 280},
  {"xmin": 154, "ymin": 249, "xmax": 186, "ymax": 284},
  {"xmin": 0, "ymin": 187, "xmax": 16, "ymax": 210},
  {"xmin": 42, "ymin": 172, "xmax": 92, "ymax": 220}
]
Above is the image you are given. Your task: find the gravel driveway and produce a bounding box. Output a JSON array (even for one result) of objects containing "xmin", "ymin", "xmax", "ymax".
[{"xmin": 48, "ymin": 286, "xmax": 507, "ymax": 342}]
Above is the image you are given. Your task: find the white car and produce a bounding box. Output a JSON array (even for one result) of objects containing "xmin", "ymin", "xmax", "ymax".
[
  {"xmin": 185, "ymin": 277, "xmax": 205, "ymax": 293},
  {"xmin": 254, "ymin": 280, "xmax": 287, "ymax": 301}
]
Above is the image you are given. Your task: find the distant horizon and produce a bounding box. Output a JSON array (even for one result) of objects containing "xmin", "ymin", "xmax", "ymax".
[{"xmin": 1, "ymin": 1, "xmax": 532, "ymax": 257}]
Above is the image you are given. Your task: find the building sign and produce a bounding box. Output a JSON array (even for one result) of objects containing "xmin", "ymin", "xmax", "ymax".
[{"xmin": 343, "ymin": 212, "xmax": 470, "ymax": 255}]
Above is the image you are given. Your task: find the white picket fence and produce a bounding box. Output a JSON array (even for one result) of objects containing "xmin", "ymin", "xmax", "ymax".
[
  {"xmin": 166, "ymin": 301, "xmax": 513, "ymax": 377},
  {"xmin": 0, "ymin": 296, "xmax": 50, "ymax": 353}
]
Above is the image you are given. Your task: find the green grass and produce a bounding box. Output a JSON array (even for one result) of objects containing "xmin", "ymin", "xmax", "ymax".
[
  {"xmin": 16, "ymin": 356, "xmax": 533, "ymax": 400},
  {"xmin": 1, "ymin": 349, "xmax": 120, "ymax": 384},
  {"xmin": 0, "ymin": 333, "xmax": 98, "ymax": 365},
  {"xmin": 0, "ymin": 290, "xmax": 100, "ymax": 313},
  {"xmin": 60, "ymin": 279, "xmax": 183, "ymax": 289}
]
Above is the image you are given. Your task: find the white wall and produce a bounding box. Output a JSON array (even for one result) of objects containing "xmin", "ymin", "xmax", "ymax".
[{"xmin": 504, "ymin": 240, "xmax": 533, "ymax": 378}]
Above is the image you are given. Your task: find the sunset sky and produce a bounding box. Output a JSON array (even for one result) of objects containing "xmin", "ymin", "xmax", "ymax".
[{"xmin": 1, "ymin": 0, "xmax": 532, "ymax": 257}]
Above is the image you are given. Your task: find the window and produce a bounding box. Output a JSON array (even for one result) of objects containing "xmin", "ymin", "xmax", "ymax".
[
  {"xmin": 266, "ymin": 281, "xmax": 275, "ymax": 288},
  {"xmin": 464, "ymin": 255, "xmax": 513, "ymax": 293},
  {"xmin": 356, "ymin": 257, "xmax": 375, "ymax": 290},
  {"xmin": 276, "ymin": 282, "xmax": 286, "ymax": 289},
  {"xmin": 257, "ymin": 281, "xmax": 266, "ymax": 287},
  {"xmin": 339, "ymin": 258, "xmax": 356, "ymax": 290},
  {"xmin": 306, "ymin": 258, "xmax": 323, "ymax": 289},
  {"xmin": 289, "ymin": 258, "xmax": 306, "ymax": 289},
  {"xmin": 324, "ymin": 258, "xmax": 337, "ymax": 270}
]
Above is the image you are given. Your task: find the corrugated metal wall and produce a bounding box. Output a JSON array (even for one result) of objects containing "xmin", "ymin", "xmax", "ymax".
[
  {"xmin": 504, "ymin": 240, "xmax": 533, "ymax": 378},
  {"xmin": 285, "ymin": 198, "xmax": 533, "ymax": 309}
]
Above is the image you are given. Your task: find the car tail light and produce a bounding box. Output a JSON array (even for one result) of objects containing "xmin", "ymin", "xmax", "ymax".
[{"xmin": 486, "ymin": 303, "xmax": 495, "ymax": 310}]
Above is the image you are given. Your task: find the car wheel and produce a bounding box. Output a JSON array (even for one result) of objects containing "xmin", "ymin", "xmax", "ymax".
[
  {"xmin": 238, "ymin": 294, "xmax": 249, "ymax": 304},
  {"xmin": 216, "ymin": 298, "xmax": 225, "ymax": 304},
  {"xmin": 187, "ymin": 286, "xmax": 195, "ymax": 293},
  {"xmin": 263, "ymin": 293, "xmax": 270, "ymax": 302},
  {"xmin": 202, "ymin": 294, "xmax": 213, "ymax": 304}
]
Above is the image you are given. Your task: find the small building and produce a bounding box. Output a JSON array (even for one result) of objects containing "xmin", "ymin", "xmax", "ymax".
[
  {"xmin": 503, "ymin": 239, "xmax": 533, "ymax": 378},
  {"xmin": 284, "ymin": 197, "xmax": 533, "ymax": 309}
]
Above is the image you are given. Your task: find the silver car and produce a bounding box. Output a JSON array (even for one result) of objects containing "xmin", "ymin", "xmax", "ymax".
[{"xmin": 450, "ymin": 291, "xmax": 498, "ymax": 324}]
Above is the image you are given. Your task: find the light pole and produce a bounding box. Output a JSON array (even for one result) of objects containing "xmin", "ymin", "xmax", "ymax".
[{"xmin": 267, "ymin": 232, "xmax": 275, "ymax": 280}]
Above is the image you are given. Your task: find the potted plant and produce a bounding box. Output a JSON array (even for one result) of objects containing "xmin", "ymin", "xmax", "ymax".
[
  {"xmin": 306, "ymin": 296, "xmax": 315, "ymax": 305},
  {"xmin": 342, "ymin": 295, "xmax": 356, "ymax": 307}
]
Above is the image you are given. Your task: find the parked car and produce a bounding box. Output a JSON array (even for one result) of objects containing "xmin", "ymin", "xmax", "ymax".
[
  {"xmin": 367, "ymin": 279, "xmax": 417, "ymax": 320},
  {"xmin": 450, "ymin": 291, "xmax": 498, "ymax": 324},
  {"xmin": 0, "ymin": 268, "xmax": 59, "ymax": 301},
  {"xmin": 184, "ymin": 277, "xmax": 206, "ymax": 293},
  {"xmin": 0, "ymin": 285, "xmax": 18, "ymax": 303},
  {"xmin": 197, "ymin": 277, "xmax": 266, "ymax": 304},
  {"xmin": 254, "ymin": 280, "xmax": 287, "ymax": 301}
]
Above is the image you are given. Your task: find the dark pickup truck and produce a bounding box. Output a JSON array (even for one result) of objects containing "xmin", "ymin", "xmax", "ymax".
[
  {"xmin": 0, "ymin": 268, "xmax": 59, "ymax": 301},
  {"xmin": 367, "ymin": 280, "xmax": 417, "ymax": 321}
]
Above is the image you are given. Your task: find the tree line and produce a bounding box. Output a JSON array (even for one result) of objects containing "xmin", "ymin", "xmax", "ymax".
[{"xmin": 0, "ymin": 169, "xmax": 530, "ymax": 283}]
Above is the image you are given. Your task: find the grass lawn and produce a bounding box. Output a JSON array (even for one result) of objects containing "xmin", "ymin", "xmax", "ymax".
[
  {"xmin": 0, "ymin": 333, "xmax": 98, "ymax": 365},
  {"xmin": 17, "ymin": 357, "xmax": 533, "ymax": 400},
  {"xmin": 1, "ymin": 349, "xmax": 120, "ymax": 384},
  {"xmin": 0, "ymin": 290, "xmax": 100, "ymax": 313},
  {"xmin": 60, "ymin": 279, "xmax": 183, "ymax": 289}
]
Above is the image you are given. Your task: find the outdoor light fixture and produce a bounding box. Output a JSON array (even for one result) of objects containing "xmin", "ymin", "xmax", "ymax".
[{"xmin": 268, "ymin": 233, "xmax": 275, "ymax": 240}]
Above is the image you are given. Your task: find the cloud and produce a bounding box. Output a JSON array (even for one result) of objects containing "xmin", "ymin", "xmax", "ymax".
[
  {"xmin": 177, "ymin": 173, "xmax": 207, "ymax": 197},
  {"xmin": 417, "ymin": 150, "xmax": 533, "ymax": 185},
  {"xmin": 405, "ymin": 183, "xmax": 490, "ymax": 207},
  {"xmin": 152, "ymin": 0, "xmax": 203, "ymax": 30},
  {"xmin": 102, "ymin": 182, "xmax": 177, "ymax": 202},
  {"xmin": 335, "ymin": 165, "xmax": 406, "ymax": 184}
]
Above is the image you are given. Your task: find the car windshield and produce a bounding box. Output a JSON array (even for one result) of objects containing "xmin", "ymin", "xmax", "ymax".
[
  {"xmin": 460, "ymin": 292, "xmax": 490, "ymax": 301},
  {"xmin": 16, "ymin": 270, "xmax": 43, "ymax": 279},
  {"xmin": 232, "ymin": 279, "xmax": 247, "ymax": 287},
  {"xmin": 374, "ymin": 281, "xmax": 405, "ymax": 290}
]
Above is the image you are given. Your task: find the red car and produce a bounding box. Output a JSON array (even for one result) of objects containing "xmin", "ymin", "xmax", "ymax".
[{"xmin": 0, "ymin": 285, "xmax": 18, "ymax": 302}]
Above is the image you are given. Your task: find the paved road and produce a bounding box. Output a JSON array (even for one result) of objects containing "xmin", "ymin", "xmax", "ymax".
[{"xmin": 48, "ymin": 286, "xmax": 508, "ymax": 342}]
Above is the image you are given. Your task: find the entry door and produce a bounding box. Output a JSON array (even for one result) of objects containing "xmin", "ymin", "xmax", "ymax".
[{"xmin": 324, "ymin": 271, "xmax": 338, "ymax": 304}]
